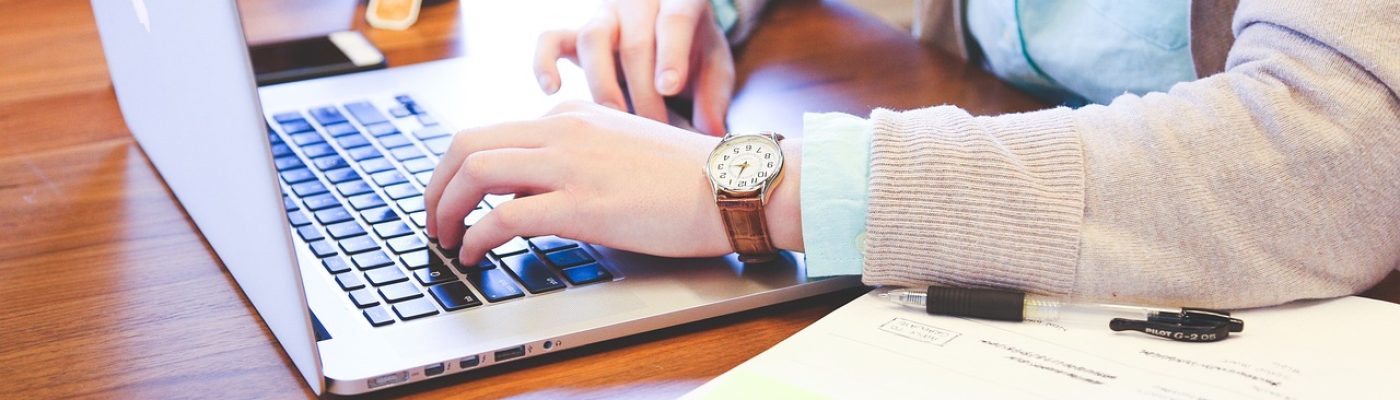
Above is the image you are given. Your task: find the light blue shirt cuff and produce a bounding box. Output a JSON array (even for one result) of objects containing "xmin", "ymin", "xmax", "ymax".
[
  {"xmin": 800, "ymin": 112, "xmax": 873, "ymax": 278},
  {"xmin": 710, "ymin": 0, "xmax": 739, "ymax": 34}
]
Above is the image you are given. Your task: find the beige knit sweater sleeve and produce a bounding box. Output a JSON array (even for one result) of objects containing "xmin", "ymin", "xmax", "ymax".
[{"xmin": 861, "ymin": 0, "xmax": 1400, "ymax": 309}]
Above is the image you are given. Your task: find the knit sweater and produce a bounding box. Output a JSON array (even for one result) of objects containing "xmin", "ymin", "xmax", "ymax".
[{"xmin": 860, "ymin": 0, "xmax": 1400, "ymax": 308}]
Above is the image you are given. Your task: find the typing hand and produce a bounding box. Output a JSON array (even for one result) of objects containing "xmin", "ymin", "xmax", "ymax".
[
  {"xmin": 424, "ymin": 101, "xmax": 797, "ymax": 263},
  {"xmin": 533, "ymin": 0, "xmax": 734, "ymax": 136}
]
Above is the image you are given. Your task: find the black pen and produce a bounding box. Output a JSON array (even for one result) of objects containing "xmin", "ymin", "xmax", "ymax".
[{"xmin": 881, "ymin": 286, "xmax": 1244, "ymax": 343}]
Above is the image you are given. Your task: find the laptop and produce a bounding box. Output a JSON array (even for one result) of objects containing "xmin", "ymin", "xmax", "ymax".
[{"xmin": 90, "ymin": 0, "xmax": 859, "ymax": 395}]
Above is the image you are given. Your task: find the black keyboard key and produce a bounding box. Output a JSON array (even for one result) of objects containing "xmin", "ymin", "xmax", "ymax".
[
  {"xmin": 291, "ymin": 181, "xmax": 328, "ymax": 197},
  {"xmin": 302, "ymin": 193, "xmax": 339, "ymax": 211},
  {"xmin": 365, "ymin": 266, "xmax": 409, "ymax": 286},
  {"xmin": 273, "ymin": 111, "xmax": 304, "ymax": 123},
  {"xmin": 352, "ymin": 250, "xmax": 395, "ymax": 270},
  {"xmin": 336, "ymin": 133, "xmax": 371, "ymax": 149},
  {"xmin": 346, "ymin": 145, "xmax": 382, "ymax": 161},
  {"xmin": 310, "ymin": 106, "xmax": 348, "ymax": 125},
  {"xmin": 312, "ymin": 155, "xmax": 348, "ymax": 171},
  {"xmin": 270, "ymin": 143, "xmax": 293, "ymax": 158},
  {"xmin": 360, "ymin": 157, "xmax": 395, "ymax": 173},
  {"xmin": 424, "ymin": 137, "xmax": 452, "ymax": 155},
  {"xmin": 428, "ymin": 281, "xmax": 481, "ymax": 311},
  {"xmin": 366, "ymin": 122, "xmax": 399, "ymax": 137},
  {"xmin": 378, "ymin": 281, "xmax": 423, "ymax": 303},
  {"xmin": 348, "ymin": 289, "xmax": 380, "ymax": 308},
  {"xmin": 336, "ymin": 180, "xmax": 373, "ymax": 197},
  {"xmin": 392, "ymin": 297, "xmax": 439, "ymax": 320},
  {"xmin": 410, "ymin": 211, "xmax": 428, "ymax": 228},
  {"xmin": 289, "ymin": 132, "xmax": 324, "ymax": 146},
  {"xmin": 314, "ymin": 207, "xmax": 353, "ymax": 225},
  {"xmin": 397, "ymin": 196, "xmax": 424, "ymax": 213},
  {"xmin": 390, "ymin": 146, "xmax": 424, "ymax": 161},
  {"xmin": 363, "ymin": 306, "xmax": 394, "ymax": 326},
  {"xmin": 454, "ymin": 257, "xmax": 496, "ymax": 274},
  {"xmin": 297, "ymin": 225, "xmax": 324, "ymax": 242},
  {"xmin": 372, "ymin": 170, "xmax": 407, "ymax": 186},
  {"xmin": 501, "ymin": 252, "xmax": 565, "ymax": 294},
  {"xmin": 323, "ymin": 257, "xmax": 352, "ymax": 274},
  {"xmin": 491, "ymin": 236, "xmax": 530, "ymax": 257},
  {"xmin": 283, "ymin": 196, "xmax": 299, "ymax": 211},
  {"xmin": 388, "ymin": 106, "xmax": 412, "ymax": 118},
  {"xmin": 279, "ymin": 168, "xmax": 315, "ymax": 184},
  {"xmin": 403, "ymin": 158, "xmax": 435, "ymax": 174},
  {"xmin": 302, "ymin": 143, "xmax": 337, "ymax": 159},
  {"xmin": 361, "ymin": 207, "xmax": 398, "ymax": 225},
  {"xmin": 378, "ymin": 133, "xmax": 412, "ymax": 149},
  {"xmin": 335, "ymin": 272, "xmax": 365, "ymax": 290},
  {"xmin": 339, "ymin": 236, "xmax": 379, "ymax": 254},
  {"xmin": 544, "ymin": 247, "xmax": 595, "ymax": 268},
  {"xmin": 395, "ymin": 94, "xmax": 415, "ymax": 104},
  {"xmin": 273, "ymin": 156, "xmax": 304, "ymax": 171},
  {"xmin": 414, "ymin": 262, "xmax": 458, "ymax": 285},
  {"xmin": 344, "ymin": 101, "xmax": 389, "ymax": 125},
  {"xmin": 326, "ymin": 221, "xmax": 367, "ymax": 239},
  {"xmin": 464, "ymin": 268, "xmax": 524, "ymax": 302},
  {"xmin": 529, "ymin": 236, "xmax": 579, "ymax": 252},
  {"xmin": 561, "ymin": 263, "xmax": 613, "ymax": 285},
  {"xmin": 414, "ymin": 171, "xmax": 433, "ymax": 186},
  {"xmin": 418, "ymin": 113, "xmax": 438, "ymax": 126},
  {"xmin": 287, "ymin": 211, "xmax": 312, "ymax": 227},
  {"xmin": 349, "ymin": 193, "xmax": 387, "ymax": 210},
  {"xmin": 280, "ymin": 118, "xmax": 314, "ymax": 133},
  {"xmin": 384, "ymin": 183, "xmax": 420, "ymax": 200},
  {"xmin": 406, "ymin": 102, "xmax": 425, "ymax": 115},
  {"xmin": 387, "ymin": 235, "xmax": 427, "ymax": 254},
  {"xmin": 323, "ymin": 167, "xmax": 361, "ymax": 184},
  {"xmin": 413, "ymin": 125, "xmax": 451, "ymax": 140},
  {"xmin": 323, "ymin": 122, "xmax": 359, "ymax": 137},
  {"xmin": 309, "ymin": 240, "xmax": 337, "ymax": 258},
  {"xmin": 399, "ymin": 250, "xmax": 434, "ymax": 270},
  {"xmin": 373, "ymin": 221, "xmax": 413, "ymax": 239}
]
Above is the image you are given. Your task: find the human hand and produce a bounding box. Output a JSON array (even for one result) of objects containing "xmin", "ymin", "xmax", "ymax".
[
  {"xmin": 423, "ymin": 101, "xmax": 802, "ymax": 263},
  {"xmin": 533, "ymin": 0, "xmax": 735, "ymax": 135}
]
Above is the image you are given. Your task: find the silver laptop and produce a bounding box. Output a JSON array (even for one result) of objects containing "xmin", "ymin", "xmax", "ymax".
[{"xmin": 90, "ymin": 0, "xmax": 858, "ymax": 395}]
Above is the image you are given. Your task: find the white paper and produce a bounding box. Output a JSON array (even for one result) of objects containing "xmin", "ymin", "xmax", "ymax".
[{"xmin": 685, "ymin": 290, "xmax": 1400, "ymax": 400}]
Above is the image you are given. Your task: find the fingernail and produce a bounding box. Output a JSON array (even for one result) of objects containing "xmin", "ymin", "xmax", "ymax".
[
  {"xmin": 538, "ymin": 74, "xmax": 557, "ymax": 93},
  {"xmin": 656, "ymin": 69, "xmax": 679, "ymax": 94}
]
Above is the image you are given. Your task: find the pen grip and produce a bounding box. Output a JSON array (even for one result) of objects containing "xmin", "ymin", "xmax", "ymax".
[{"xmin": 924, "ymin": 286, "xmax": 1026, "ymax": 321}]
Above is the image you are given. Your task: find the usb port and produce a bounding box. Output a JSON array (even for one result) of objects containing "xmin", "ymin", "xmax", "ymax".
[
  {"xmin": 494, "ymin": 345, "xmax": 526, "ymax": 362},
  {"xmin": 424, "ymin": 363, "xmax": 445, "ymax": 377}
]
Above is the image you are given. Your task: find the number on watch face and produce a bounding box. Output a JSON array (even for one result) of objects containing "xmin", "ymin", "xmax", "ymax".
[{"xmin": 707, "ymin": 136, "xmax": 781, "ymax": 191}]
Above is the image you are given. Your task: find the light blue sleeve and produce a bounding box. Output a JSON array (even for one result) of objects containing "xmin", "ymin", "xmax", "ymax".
[
  {"xmin": 710, "ymin": 0, "xmax": 739, "ymax": 34},
  {"xmin": 800, "ymin": 112, "xmax": 873, "ymax": 278}
]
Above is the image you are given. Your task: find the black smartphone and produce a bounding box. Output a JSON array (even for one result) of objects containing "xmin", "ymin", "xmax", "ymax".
[{"xmin": 249, "ymin": 31, "xmax": 387, "ymax": 86}]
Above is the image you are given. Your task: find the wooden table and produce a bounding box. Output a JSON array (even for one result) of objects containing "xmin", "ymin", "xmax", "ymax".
[{"xmin": 2, "ymin": 0, "xmax": 1396, "ymax": 398}]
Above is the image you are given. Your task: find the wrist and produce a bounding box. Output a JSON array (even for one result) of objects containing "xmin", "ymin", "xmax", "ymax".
[{"xmin": 765, "ymin": 139, "xmax": 802, "ymax": 251}]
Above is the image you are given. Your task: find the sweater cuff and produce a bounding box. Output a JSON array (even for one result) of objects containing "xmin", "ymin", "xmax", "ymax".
[
  {"xmin": 800, "ymin": 112, "xmax": 874, "ymax": 278},
  {"xmin": 862, "ymin": 106, "xmax": 1084, "ymax": 296}
]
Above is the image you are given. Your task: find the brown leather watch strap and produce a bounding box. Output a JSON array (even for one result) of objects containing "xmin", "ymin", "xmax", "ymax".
[{"xmin": 716, "ymin": 195, "xmax": 778, "ymax": 263}]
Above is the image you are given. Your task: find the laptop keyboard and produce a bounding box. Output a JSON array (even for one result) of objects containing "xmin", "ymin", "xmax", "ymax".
[{"xmin": 268, "ymin": 95, "xmax": 618, "ymax": 328}]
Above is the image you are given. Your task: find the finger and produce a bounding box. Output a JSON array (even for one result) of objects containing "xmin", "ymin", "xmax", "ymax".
[
  {"xmin": 425, "ymin": 122, "xmax": 556, "ymax": 237},
  {"xmin": 575, "ymin": 10, "xmax": 628, "ymax": 111},
  {"xmin": 534, "ymin": 30, "xmax": 578, "ymax": 94},
  {"xmin": 457, "ymin": 192, "xmax": 576, "ymax": 262},
  {"xmin": 615, "ymin": 5, "xmax": 669, "ymax": 122},
  {"xmin": 433, "ymin": 148, "xmax": 565, "ymax": 250},
  {"xmin": 653, "ymin": 0, "xmax": 707, "ymax": 96},
  {"xmin": 690, "ymin": 31, "xmax": 734, "ymax": 135}
]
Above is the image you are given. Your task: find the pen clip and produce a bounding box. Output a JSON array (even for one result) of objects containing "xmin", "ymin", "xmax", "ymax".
[{"xmin": 1109, "ymin": 308, "xmax": 1244, "ymax": 343}]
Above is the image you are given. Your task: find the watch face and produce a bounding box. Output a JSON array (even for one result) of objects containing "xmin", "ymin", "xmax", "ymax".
[{"xmin": 707, "ymin": 135, "xmax": 783, "ymax": 192}]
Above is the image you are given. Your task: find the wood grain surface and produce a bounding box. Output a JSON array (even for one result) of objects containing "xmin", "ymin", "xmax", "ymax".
[{"xmin": 2, "ymin": 0, "xmax": 1395, "ymax": 399}]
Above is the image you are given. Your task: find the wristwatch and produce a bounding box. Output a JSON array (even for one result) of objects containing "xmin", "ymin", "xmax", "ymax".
[{"xmin": 704, "ymin": 132, "xmax": 786, "ymax": 263}]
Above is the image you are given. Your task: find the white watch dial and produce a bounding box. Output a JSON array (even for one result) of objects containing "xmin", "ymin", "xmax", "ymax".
[{"xmin": 707, "ymin": 135, "xmax": 783, "ymax": 192}]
